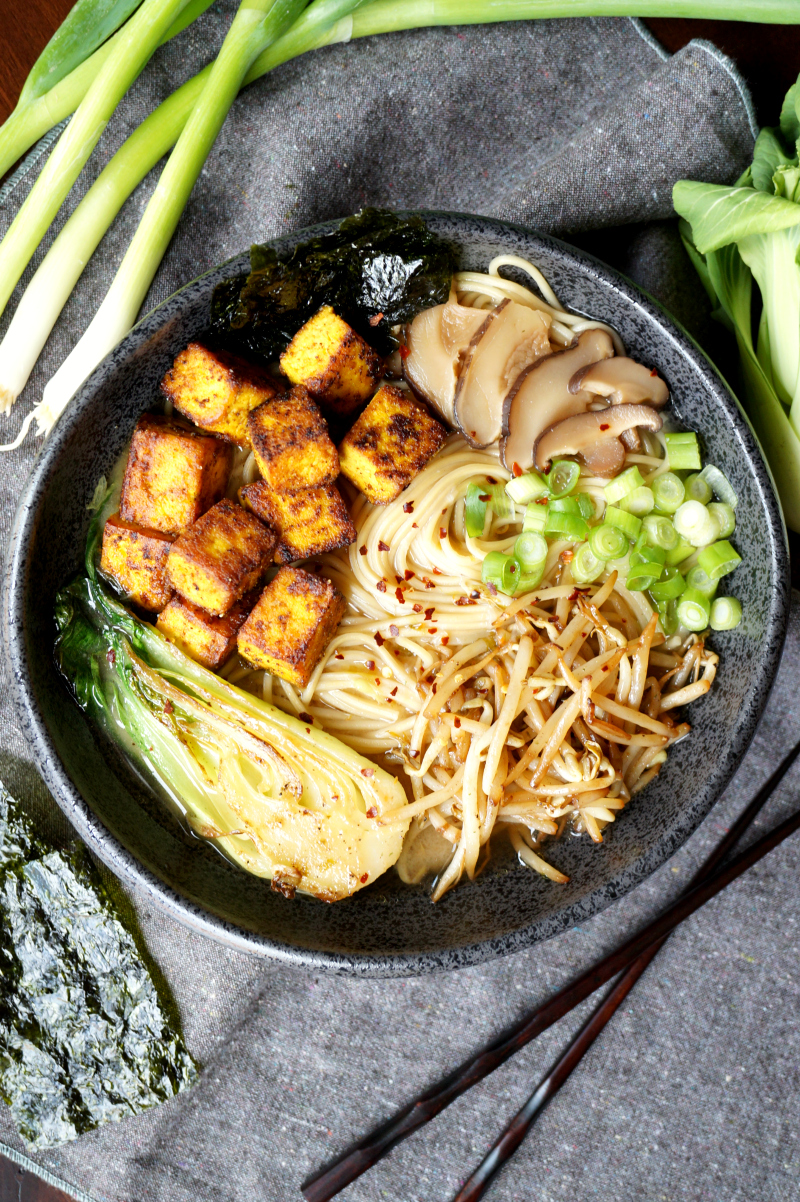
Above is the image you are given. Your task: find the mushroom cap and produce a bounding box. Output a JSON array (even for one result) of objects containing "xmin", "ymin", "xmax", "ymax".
[
  {"xmin": 500, "ymin": 328, "xmax": 615, "ymax": 473},
  {"xmin": 569, "ymin": 357, "xmax": 669, "ymax": 408},
  {"xmin": 404, "ymin": 296, "xmax": 493, "ymax": 426},
  {"xmin": 533, "ymin": 402, "xmax": 664, "ymax": 474},
  {"xmin": 453, "ymin": 300, "xmax": 551, "ymax": 447}
]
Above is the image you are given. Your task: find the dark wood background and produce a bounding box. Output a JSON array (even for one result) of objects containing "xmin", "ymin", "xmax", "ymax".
[{"xmin": 0, "ymin": 9, "xmax": 797, "ymax": 1202}]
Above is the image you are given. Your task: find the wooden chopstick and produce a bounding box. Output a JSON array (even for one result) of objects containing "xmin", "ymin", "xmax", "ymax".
[
  {"xmin": 301, "ymin": 741, "xmax": 800, "ymax": 1202},
  {"xmin": 451, "ymin": 738, "xmax": 800, "ymax": 1201}
]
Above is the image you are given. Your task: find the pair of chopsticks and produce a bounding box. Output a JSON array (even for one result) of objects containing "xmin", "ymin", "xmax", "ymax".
[{"xmin": 302, "ymin": 739, "xmax": 800, "ymax": 1202}]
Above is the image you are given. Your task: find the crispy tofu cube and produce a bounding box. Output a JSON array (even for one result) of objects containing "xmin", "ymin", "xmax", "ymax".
[
  {"xmin": 166, "ymin": 498, "xmax": 277, "ymax": 615},
  {"xmin": 120, "ymin": 413, "xmax": 232, "ymax": 536},
  {"xmin": 239, "ymin": 480, "xmax": 356, "ymax": 564},
  {"xmin": 246, "ymin": 386, "xmax": 339, "ymax": 492},
  {"xmin": 160, "ymin": 342, "xmax": 277, "ymax": 444},
  {"xmin": 280, "ymin": 305, "xmax": 383, "ymax": 415},
  {"xmin": 237, "ymin": 566, "xmax": 346, "ymax": 687},
  {"xmin": 100, "ymin": 513, "xmax": 174, "ymax": 611},
  {"xmin": 157, "ymin": 592, "xmax": 257, "ymax": 670},
  {"xmin": 338, "ymin": 384, "xmax": 447, "ymax": 504}
]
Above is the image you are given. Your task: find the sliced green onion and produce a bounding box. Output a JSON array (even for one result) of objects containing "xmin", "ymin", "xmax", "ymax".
[
  {"xmin": 649, "ymin": 567, "xmax": 686, "ymax": 602},
  {"xmin": 604, "ymin": 505, "xmax": 642, "ymax": 541},
  {"xmin": 665, "ymin": 537, "xmax": 695, "ymax": 567},
  {"xmin": 700, "ymin": 464, "xmax": 738, "ymax": 508},
  {"xmin": 487, "ymin": 482, "xmax": 514, "ymax": 522},
  {"xmin": 465, "ymin": 482, "xmax": 489, "ymax": 538},
  {"xmin": 697, "ymin": 540, "xmax": 742, "ymax": 582},
  {"xmin": 576, "ymin": 492, "xmax": 596, "ymax": 521},
  {"xmin": 656, "ymin": 599, "xmax": 679, "ymax": 637},
  {"xmin": 685, "ymin": 565, "xmax": 718, "ymax": 598},
  {"xmin": 677, "ymin": 588, "xmax": 711, "ymax": 632},
  {"xmin": 626, "ymin": 562, "xmax": 662, "ymax": 592},
  {"xmin": 544, "ymin": 510, "xmax": 589, "ymax": 541},
  {"xmin": 710, "ymin": 596, "xmax": 743, "ymax": 631},
  {"xmin": 514, "ymin": 532, "xmax": 548, "ymax": 573},
  {"xmin": 522, "ymin": 502, "xmax": 548, "ymax": 533},
  {"xmin": 603, "ymin": 465, "xmax": 644, "ymax": 505},
  {"xmin": 546, "ymin": 460, "xmax": 580, "ymax": 498},
  {"xmin": 665, "ymin": 431, "xmax": 701, "ymax": 471},
  {"xmin": 642, "ymin": 513, "xmax": 678, "ymax": 552},
  {"xmin": 482, "ymin": 551, "xmax": 519, "ymax": 596},
  {"xmin": 589, "ymin": 523, "xmax": 628, "ymax": 561},
  {"xmin": 505, "ymin": 472, "xmax": 548, "ymax": 504},
  {"xmin": 572, "ymin": 542, "xmax": 605, "ymax": 584},
  {"xmin": 684, "ymin": 473, "xmax": 713, "ymax": 504},
  {"xmin": 548, "ymin": 496, "xmax": 580, "ymax": 515},
  {"xmin": 673, "ymin": 500, "xmax": 719, "ymax": 547},
  {"xmin": 651, "ymin": 471, "xmax": 685, "ymax": 514},
  {"xmin": 708, "ymin": 501, "xmax": 736, "ymax": 539},
  {"xmin": 620, "ymin": 485, "xmax": 655, "ymax": 517}
]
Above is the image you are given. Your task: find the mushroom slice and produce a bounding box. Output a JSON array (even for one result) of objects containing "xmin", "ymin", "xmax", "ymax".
[
  {"xmin": 440, "ymin": 296, "xmax": 492, "ymax": 356},
  {"xmin": 501, "ymin": 328, "xmax": 614, "ymax": 473},
  {"xmin": 533, "ymin": 403, "xmax": 664, "ymax": 475},
  {"xmin": 454, "ymin": 300, "xmax": 552, "ymax": 447},
  {"xmin": 581, "ymin": 437, "xmax": 627, "ymax": 477},
  {"xmin": 404, "ymin": 294, "xmax": 496, "ymax": 426},
  {"xmin": 569, "ymin": 357, "xmax": 669, "ymax": 408}
]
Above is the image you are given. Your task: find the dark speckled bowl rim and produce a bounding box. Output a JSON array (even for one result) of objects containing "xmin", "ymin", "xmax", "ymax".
[{"xmin": 3, "ymin": 212, "xmax": 791, "ymax": 976}]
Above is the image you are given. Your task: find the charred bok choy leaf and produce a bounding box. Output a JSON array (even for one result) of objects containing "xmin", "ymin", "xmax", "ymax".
[
  {"xmin": 54, "ymin": 571, "xmax": 409, "ymax": 902},
  {"xmin": 0, "ymin": 783, "xmax": 197, "ymax": 1149},
  {"xmin": 211, "ymin": 207, "xmax": 454, "ymax": 358}
]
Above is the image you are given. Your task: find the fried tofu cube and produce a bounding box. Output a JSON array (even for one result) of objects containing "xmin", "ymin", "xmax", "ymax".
[
  {"xmin": 280, "ymin": 305, "xmax": 383, "ymax": 415},
  {"xmin": 100, "ymin": 514, "xmax": 174, "ymax": 611},
  {"xmin": 237, "ymin": 566, "xmax": 346, "ymax": 687},
  {"xmin": 120, "ymin": 413, "xmax": 232, "ymax": 536},
  {"xmin": 166, "ymin": 498, "xmax": 277, "ymax": 615},
  {"xmin": 157, "ymin": 592, "xmax": 257, "ymax": 670},
  {"xmin": 160, "ymin": 342, "xmax": 277, "ymax": 444},
  {"xmin": 246, "ymin": 386, "xmax": 339, "ymax": 492},
  {"xmin": 239, "ymin": 480, "xmax": 356, "ymax": 564},
  {"xmin": 338, "ymin": 384, "xmax": 447, "ymax": 504}
]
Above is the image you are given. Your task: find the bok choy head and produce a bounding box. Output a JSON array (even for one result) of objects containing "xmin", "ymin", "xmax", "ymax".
[{"xmin": 54, "ymin": 572, "xmax": 409, "ymax": 901}]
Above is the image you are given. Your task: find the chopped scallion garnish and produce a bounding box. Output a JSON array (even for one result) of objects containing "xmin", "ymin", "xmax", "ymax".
[
  {"xmin": 572, "ymin": 542, "xmax": 605, "ymax": 583},
  {"xmin": 604, "ymin": 505, "xmax": 642, "ymax": 541},
  {"xmin": 699, "ymin": 464, "xmax": 738, "ymax": 508},
  {"xmin": 464, "ymin": 482, "xmax": 490, "ymax": 538},
  {"xmin": 546, "ymin": 459, "xmax": 580, "ymax": 498},
  {"xmin": 665, "ymin": 431, "xmax": 701, "ymax": 471},
  {"xmin": 696, "ymin": 539, "xmax": 742, "ymax": 582},
  {"xmin": 589, "ymin": 522, "xmax": 628, "ymax": 562},
  {"xmin": 505, "ymin": 471, "xmax": 549, "ymax": 505},
  {"xmin": 603, "ymin": 465, "xmax": 644, "ymax": 505},
  {"xmin": 673, "ymin": 499, "xmax": 719, "ymax": 547},
  {"xmin": 651, "ymin": 471, "xmax": 685, "ymax": 514},
  {"xmin": 677, "ymin": 588, "xmax": 711, "ymax": 631},
  {"xmin": 642, "ymin": 513, "xmax": 678, "ymax": 552},
  {"xmin": 684, "ymin": 473, "xmax": 713, "ymax": 505},
  {"xmin": 619, "ymin": 485, "xmax": 655, "ymax": 517},
  {"xmin": 710, "ymin": 596, "xmax": 743, "ymax": 631}
]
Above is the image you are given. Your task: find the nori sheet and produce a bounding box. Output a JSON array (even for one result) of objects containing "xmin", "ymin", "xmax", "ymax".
[{"xmin": 0, "ymin": 783, "xmax": 197, "ymax": 1149}]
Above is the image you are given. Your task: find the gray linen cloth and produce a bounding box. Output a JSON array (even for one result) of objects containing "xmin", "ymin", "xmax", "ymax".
[{"xmin": 3, "ymin": 11, "xmax": 798, "ymax": 1201}]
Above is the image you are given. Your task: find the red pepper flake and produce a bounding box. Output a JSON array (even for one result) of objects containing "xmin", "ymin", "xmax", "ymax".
[
  {"xmin": 361, "ymin": 767, "xmax": 375, "ymax": 778},
  {"xmin": 454, "ymin": 717, "xmax": 461, "ymax": 728},
  {"xmin": 535, "ymin": 496, "xmax": 548, "ymax": 506},
  {"xmin": 398, "ymin": 343, "xmax": 410, "ymax": 359},
  {"xmin": 599, "ymin": 423, "xmax": 610, "ymax": 431},
  {"xmin": 389, "ymin": 623, "xmax": 400, "ymax": 637},
  {"xmin": 299, "ymin": 711, "xmax": 314, "ymax": 724},
  {"xmin": 561, "ymin": 549, "xmax": 574, "ymax": 563},
  {"xmin": 359, "ymin": 544, "xmax": 367, "ymax": 555},
  {"xmin": 486, "ymin": 582, "xmax": 498, "ymax": 597},
  {"xmin": 441, "ymin": 635, "xmax": 449, "ymax": 646},
  {"xmin": 366, "ymin": 807, "xmax": 378, "ymax": 819},
  {"xmin": 390, "ymin": 686, "xmax": 398, "ymax": 697},
  {"xmin": 650, "ymin": 367, "xmax": 658, "ymax": 377},
  {"xmin": 404, "ymin": 569, "xmax": 415, "ymax": 581},
  {"xmin": 376, "ymin": 580, "xmax": 387, "ymax": 593},
  {"xmin": 432, "ymin": 683, "xmax": 438, "ymax": 694},
  {"xmin": 413, "ymin": 603, "xmax": 423, "ymax": 613},
  {"xmin": 394, "ymin": 575, "xmax": 403, "ymax": 585},
  {"xmin": 106, "ymin": 648, "xmax": 116, "ymax": 666},
  {"xmin": 487, "ymin": 477, "xmax": 497, "ymax": 485},
  {"xmin": 378, "ymin": 540, "xmax": 390, "ymax": 552},
  {"xmin": 335, "ymin": 651, "xmax": 345, "ymax": 660},
  {"xmin": 375, "ymin": 678, "xmax": 381, "ymax": 685},
  {"xmin": 403, "ymin": 502, "xmax": 414, "ymax": 513},
  {"xmin": 602, "ymin": 665, "xmax": 609, "ymax": 672},
  {"xmin": 365, "ymin": 659, "xmax": 375, "ymax": 670},
  {"xmin": 428, "ymin": 627, "xmax": 437, "ymax": 634},
  {"xmin": 478, "ymin": 492, "xmax": 490, "ymax": 504},
  {"xmin": 374, "ymin": 631, "xmax": 385, "ymax": 646},
  {"xmin": 439, "ymin": 527, "xmax": 447, "ymax": 540},
  {"xmin": 455, "ymin": 596, "xmax": 470, "ymax": 606},
  {"xmin": 164, "ymin": 699, "xmax": 174, "ymax": 716},
  {"xmin": 423, "ymin": 578, "xmax": 435, "ymax": 590},
  {"xmin": 360, "ymin": 872, "xmax": 370, "ymax": 883},
  {"xmin": 395, "ymin": 587, "xmax": 405, "ymax": 603},
  {"xmin": 424, "ymin": 607, "xmax": 435, "ymax": 620},
  {"xmin": 433, "ymin": 567, "xmax": 442, "ymax": 575},
  {"xmin": 412, "ymin": 522, "xmax": 418, "ymax": 529},
  {"xmin": 512, "ymin": 462, "xmax": 523, "ymax": 477},
  {"xmin": 470, "ymin": 591, "xmax": 480, "ymax": 600},
  {"xmin": 368, "ymin": 313, "xmax": 384, "ymax": 326},
  {"xmin": 410, "ymin": 748, "xmax": 419, "ymax": 759}
]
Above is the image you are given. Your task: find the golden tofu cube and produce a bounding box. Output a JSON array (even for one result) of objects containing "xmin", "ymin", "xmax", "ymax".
[
  {"xmin": 100, "ymin": 513, "xmax": 174, "ymax": 611},
  {"xmin": 166, "ymin": 498, "xmax": 277, "ymax": 615},
  {"xmin": 280, "ymin": 305, "xmax": 383, "ymax": 415},
  {"xmin": 160, "ymin": 342, "xmax": 277, "ymax": 444},
  {"xmin": 157, "ymin": 592, "xmax": 257, "ymax": 670},
  {"xmin": 120, "ymin": 413, "xmax": 232, "ymax": 536},
  {"xmin": 239, "ymin": 480, "xmax": 356, "ymax": 563},
  {"xmin": 237, "ymin": 566, "xmax": 346, "ymax": 687},
  {"xmin": 338, "ymin": 384, "xmax": 447, "ymax": 504},
  {"xmin": 246, "ymin": 386, "xmax": 339, "ymax": 492}
]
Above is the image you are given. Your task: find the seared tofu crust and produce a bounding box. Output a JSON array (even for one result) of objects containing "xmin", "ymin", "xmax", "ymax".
[
  {"xmin": 157, "ymin": 591, "xmax": 258, "ymax": 670},
  {"xmin": 246, "ymin": 385, "xmax": 339, "ymax": 492},
  {"xmin": 338, "ymin": 384, "xmax": 447, "ymax": 504},
  {"xmin": 100, "ymin": 513, "xmax": 174, "ymax": 611},
  {"xmin": 239, "ymin": 480, "xmax": 356, "ymax": 563},
  {"xmin": 120, "ymin": 413, "xmax": 232, "ymax": 535},
  {"xmin": 280, "ymin": 305, "xmax": 383, "ymax": 415},
  {"xmin": 161, "ymin": 342, "xmax": 277, "ymax": 444},
  {"xmin": 237, "ymin": 566, "xmax": 346, "ymax": 687},
  {"xmin": 166, "ymin": 498, "xmax": 277, "ymax": 615}
]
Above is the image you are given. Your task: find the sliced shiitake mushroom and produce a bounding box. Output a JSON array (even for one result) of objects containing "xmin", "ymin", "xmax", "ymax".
[
  {"xmin": 569, "ymin": 357, "xmax": 669, "ymax": 407},
  {"xmin": 500, "ymin": 328, "xmax": 614, "ymax": 473},
  {"xmin": 533, "ymin": 402, "xmax": 664, "ymax": 475},
  {"xmin": 404, "ymin": 297, "xmax": 493, "ymax": 426}
]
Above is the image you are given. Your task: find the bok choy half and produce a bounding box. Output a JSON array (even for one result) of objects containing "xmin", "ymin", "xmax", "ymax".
[
  {"xmin": 674, "ymin": 74, "xmax": 800, "ymax": 532},
  {"xmin": 54, "ymin": 528, "xmax": 409, "ymax": 901}
]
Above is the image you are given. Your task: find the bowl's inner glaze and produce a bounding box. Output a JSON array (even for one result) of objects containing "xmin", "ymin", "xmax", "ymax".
[{"xmin": 5, "ymin": 215, "xmax": 788, "ymax": 975}]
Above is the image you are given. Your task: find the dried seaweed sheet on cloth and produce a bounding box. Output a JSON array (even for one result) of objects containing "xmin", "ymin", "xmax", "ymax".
[{"xmin": 0, "ymin": 784, "xmax": 197, "ymax": 1149}]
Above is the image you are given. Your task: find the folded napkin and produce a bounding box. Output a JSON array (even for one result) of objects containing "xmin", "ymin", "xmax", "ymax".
[{"xmin": 4, "ymin": 12, "xmax": 796, "ymax": 1202}]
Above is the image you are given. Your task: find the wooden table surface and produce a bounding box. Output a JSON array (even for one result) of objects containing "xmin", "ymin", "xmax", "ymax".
[{"xmin": 0, "ymin": 8, "xmax": 798, "ymax": 1202}]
